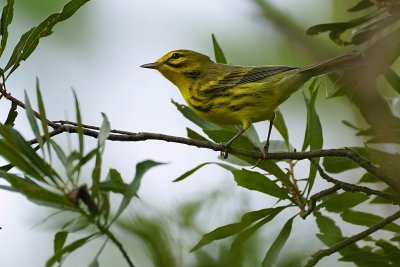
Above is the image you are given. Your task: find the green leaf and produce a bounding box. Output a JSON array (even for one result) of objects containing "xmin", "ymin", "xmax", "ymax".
[
  {"xmin": 231, "ymin": 207, "xmax": 284, "ymax": 253},
  {"xmin": 186, "ymin": 127, "xmax": 208, "ymax": 141},
  {"xmin": 173, "ymin": 162, "xmax": 235, "ymax": 182},
  {"xmin": 323, "ymin": 192, "xmax": 369, "ymax": 213},
  {"xmin": 109, "ymin": 168, "xmax": 123, "ymax": 183},
  {"xmin": 192, "ymin": 223, "xmax": 247, "ymax": 252},
  {"xmin": 315, "ymin": 211, "xmax": 344, "ymax": 246},
  {"xmin": 4, "ymin": 101, "xmax": 17, "ymax": 126},
  {"xmin": 192, "ymin": 208, "xmax": 283, "ymax": 251},
  {"xmin": 358, "ymin": 172, "xmax": 380, "ymax": 184},
  {"xmin": 273, "ymin": 110, "xmax": 289, "ymax": 150},
  {"xmin": 24, "ymin": 90, "xmax": 44, "ymax": 149},
  {"xmin": 0, "ymin": 171, "xmax": 73, "ymax": 209},
  {"xmin": 36, "ymin": 78, "xmax": 51, "ymax": 157},
  {"xmin": 99, "ymin": 180, "xmax": 127, "ymax": 194},
  {"xmin": 54, "ymin": 231, "xmax": 68, "ymax": 255},
  {"xmin": 0, "ymin": 125, "xmax": 59, "ymax": 181},
  {"xmin": 323, "ymin": 157, "xmax": 359, "ymax": 173},
  {"xmin": 262, "ymin": 217, "xmax": 294, "ymax": 267},
  {"xmin": 340, "ymin": 250, "xmax": 393, "ymax": 266},
  {"xmin": 46, "ymin": 234, "xmax": 95, "ymax": 267},
  {"xmin": 4, "ymin": 0, "xmax": 89, "ymax": 78},
  {"xmin": 211, "ymin": 33, "xmax": 227, "ymax": 64},
  {"xmin": 113, "ymin": 160, "xmax": 165, "ymax": 222},
  {"xmin": 73, "ymin": 90, "xmax": 84, "ymax": 157},
  {"xmin": 323, "ymin": 147, "xmax": 368, "ymax": 173},
  {"xmin": 172, "ymin": 99, "xmax": 219, "ymax": 130},
  {"xmin": 341, "ymin": 210, "xmax": 400, "ymax": 233},
  {"xmin": 232, "ymin": 169, "xmax": 288, "ymax": 199},
  {"xmin": 50, "ymin": 140, "xmax": 67, "ymax": 167},
  {"xmin": 302, "ymin": 81, "xmax": 323, "ymax": 152},
  {"xmin": 306, "ymin": 163, "xmax": 317, "ymax": 197},
  {"xmin": 0, "ymin": 0, "xmax": 14, "ymax": 57},
  {"xmin": 98, "ymin": 112, "xmax": 110, "ymax": 150},
  {"xmin": 99, "ymin": 168, "xmax": 127, "ymax": 194}
]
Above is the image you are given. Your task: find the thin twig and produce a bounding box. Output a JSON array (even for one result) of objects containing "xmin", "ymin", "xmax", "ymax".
[
  {"xmin": 310, "ymin": 159, "xmax": 400, "ymax": 204},
  {"xmin": 96, "ymin": 223, "xmax": 135, "ymax": 267},
  {"xmin": 300, "ymin": 185, "xmax": 341, "ymax": 219},
  {"xmin": 303, "ymin": 209, "xmax": 400, "ymax": 267}
]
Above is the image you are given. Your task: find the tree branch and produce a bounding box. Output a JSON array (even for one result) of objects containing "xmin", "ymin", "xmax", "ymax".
[
  {"xmin": 310, "ymin": 159, "xmax": 400, "ymax": 203},
  {"xmin": 303, "ymin": 209, "xmax": 400, "ymax": 267},
  {"xmin": 2, "ymin": 82, "xmax": 399, "ymax": 193}
]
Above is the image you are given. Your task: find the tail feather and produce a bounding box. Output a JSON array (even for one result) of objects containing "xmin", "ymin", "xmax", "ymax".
[{"xmin": 300, "ymin": 52, "xmax": 364, "ymax": 77}]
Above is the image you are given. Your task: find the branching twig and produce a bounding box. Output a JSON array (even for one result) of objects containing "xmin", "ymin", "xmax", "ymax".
[
  {"xmin": 303, "ymin": 209, "xmax": 400, "ymax": 267},
  {"xmin": 300, "ymin": 185, "xmax": 341, "ymax": 219},
  {"xmin": 310, "ymin": 159, "xmax": 400, "ymax": 203}
]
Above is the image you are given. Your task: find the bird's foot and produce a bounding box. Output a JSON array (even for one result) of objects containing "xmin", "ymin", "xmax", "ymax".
[{"xmin": 219, "ymin": 142, "xmax": 231, "ymax": 160}]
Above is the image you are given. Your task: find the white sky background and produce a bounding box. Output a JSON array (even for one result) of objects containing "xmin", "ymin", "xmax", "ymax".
[{"xmin": 0, "ymin": 0, "xmax": 362, "ymax": 266}]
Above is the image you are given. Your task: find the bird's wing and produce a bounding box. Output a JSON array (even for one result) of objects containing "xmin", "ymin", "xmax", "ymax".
[{"xmin": 201, "ymin": 65, "xmax": 297, "ymax": 95}]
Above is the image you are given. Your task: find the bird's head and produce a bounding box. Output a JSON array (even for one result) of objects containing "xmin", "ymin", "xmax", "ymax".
[{"xmin": 141, "ymin": 50, "xmax": 214, "ymax": 90}]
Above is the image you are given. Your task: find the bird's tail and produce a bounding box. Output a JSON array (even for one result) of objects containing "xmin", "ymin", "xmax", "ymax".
[{"xmin": 300, "ymin": 52, "xmax": 364, "ymax": 77}]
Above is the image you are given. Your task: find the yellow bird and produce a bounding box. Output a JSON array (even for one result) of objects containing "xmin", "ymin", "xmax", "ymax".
[{"xmin": 141, "ymin": 50, "xmax": 361, "ymax": 158}]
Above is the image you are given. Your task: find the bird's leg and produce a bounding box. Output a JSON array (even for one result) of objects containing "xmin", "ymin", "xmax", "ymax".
[
  {"xmin": 262, "ymin": 114, "xmax": 275, "ymax": 157},
  {"xmin": 220, "ymin": 127, "xmax": 248, "ymax": 159},
  {"xmin": 254, "ymin": 114, "xmax": 275, "ymax": 168}
]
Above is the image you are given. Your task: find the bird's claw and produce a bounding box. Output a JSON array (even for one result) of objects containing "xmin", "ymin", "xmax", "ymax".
[{"xmin": 219, "ymin": 142, "xmax": 230, "ymax": 159}]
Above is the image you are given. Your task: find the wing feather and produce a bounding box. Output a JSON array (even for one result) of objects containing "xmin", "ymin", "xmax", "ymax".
[{"xmin": 202, "ymin": 66, "xmax": 297, "ymax": 94}]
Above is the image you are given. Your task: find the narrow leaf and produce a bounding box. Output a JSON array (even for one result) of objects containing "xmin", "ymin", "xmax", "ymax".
[
  {"xmin": 231, "ymin": 207, "xmax": 284, "ymax": 253},
  {"xmin": 173, "ymin": 162, "xmax": 235, "ymax": 182},
  {"xmin": 72, "ymin": 90, "xmax": 84, "ymax": 157},
  {"xmin": 192, "ymin": 207, "xmax": 284, "ymax": 252},
  {"xmin": 273, "ymin": 110, "xmax": 289, "ymax": 150},
  {"xmin": 172, "ymin": 99, "xmax": 219, "ymax": 130},
  {"xmin": 232, "ymin": 169, "xmax": 288, "ymax": 199},
  {"xmin": 24, "ymin": 90, "xmax": 44, "ymax": 149},
  {"xmin": 211, "ymin": 33, "xmax": 227, "ymax": 64},
  {"xmin": 54, "ymin": 231, "xmax": 68, "ymax": 254},
  {"xmin": 315, "ymin": 211, "xmax": 344, "ymax": 246},
  {"xmin": 98, "ymin": 112, "xmax": 110, "ymax": 150},
  {"xmin": 323, "ymin": 157, "xmax": 359, "ymax": 173},
  {"xmin": 192, "ymin": 223, "xmax": 246, "ymax": 251},
  {"xmin": 0, "ymin": 171, "xmax": 73, "ymax": 209},
  {"xmin": 186, "ymin": 127, "xmax": 208, "ymax": 141},
  {"xmin": 341, "ymin": 210, "xmax": 400, "ymax": 233},
  {"xmin": 0, "ymin": 0, "xmax": 14, "ymax": 57},
  {"xmin": 36, "ymin": 78, "xmax": 51, "ymax": 157},
  {"xmin": 303, "ymin": 81, "xmax": 323, "ymax": 151},
  {"xmin": 113, "ymin": 160, "xmax": 165, "ymax": 222},
  {"xmin": 50, "ymin": 140, "xmax": 67, "ymax": 167},
  {"xmin": 323, "ymin": 192, "xmax": 369, "ymax": 213},
  {"xmin": 262, "ymin": 217, "xmax": 294, "ymax": 267},
  {"xmin": 46, "ymin": 234, "xmax": 95, "ymax": 267}
]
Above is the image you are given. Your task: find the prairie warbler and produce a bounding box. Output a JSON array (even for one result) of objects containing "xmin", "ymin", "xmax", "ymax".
[{"xmin": 141, "ymin": 50, "xmax": 361, "ymax": 158}]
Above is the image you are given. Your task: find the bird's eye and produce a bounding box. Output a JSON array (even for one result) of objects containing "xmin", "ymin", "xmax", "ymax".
[{"xmin": 171, "ymin": 53, "xmax": 181, "ymax": 60}]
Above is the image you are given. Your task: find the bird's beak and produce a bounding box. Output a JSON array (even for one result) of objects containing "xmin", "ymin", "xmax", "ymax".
[{"xmin": 140, "ymin": 62, "xmax": 161, "ymax": 69}]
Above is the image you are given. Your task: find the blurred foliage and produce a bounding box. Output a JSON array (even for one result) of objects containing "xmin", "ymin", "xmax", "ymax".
[{"xmin": 1, "ymin": 0, "xmax": 400, "ymax": 267}]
